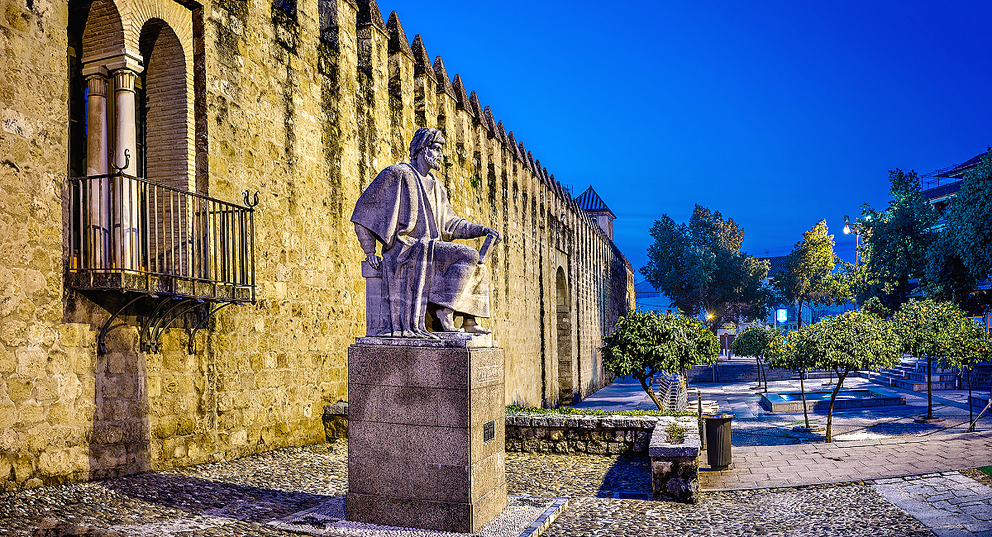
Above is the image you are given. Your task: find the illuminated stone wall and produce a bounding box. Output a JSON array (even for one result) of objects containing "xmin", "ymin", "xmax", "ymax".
[{"xmin": 0, "ymin": 0, "xmax": 635, "ymax": 490}]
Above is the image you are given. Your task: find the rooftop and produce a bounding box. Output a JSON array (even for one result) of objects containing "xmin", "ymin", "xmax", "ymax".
[{"xmin": 575, "ymin": 186, "xmax": 614, "ymax": 216}]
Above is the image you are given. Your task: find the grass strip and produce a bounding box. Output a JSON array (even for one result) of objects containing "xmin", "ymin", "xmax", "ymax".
[{"xmin": 506, "ymin": 405, "xmax": 695, "ymax": 417}]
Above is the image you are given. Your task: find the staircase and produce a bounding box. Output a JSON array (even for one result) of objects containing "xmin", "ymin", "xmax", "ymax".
[
  {"xmin": 965, "ymin": 364, "xmax": 992, "ymax": 390},
  {"xmin": 863, "ymin": 357, "xmax": 958, "ymax": 391},
  {"xmin": 686, "ymin": 360, "xmax": 833, "ymax": 383}
]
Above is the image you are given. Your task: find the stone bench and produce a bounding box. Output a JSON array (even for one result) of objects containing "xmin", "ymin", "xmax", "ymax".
[{"xmin": 648, "ymin": 417, "xmax": 700, "ymax": 503}]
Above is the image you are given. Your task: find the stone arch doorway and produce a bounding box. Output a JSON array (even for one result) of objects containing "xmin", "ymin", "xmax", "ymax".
[{"xmin": 556, "ymin": 267, "xmax": 574, "ymax": 404}]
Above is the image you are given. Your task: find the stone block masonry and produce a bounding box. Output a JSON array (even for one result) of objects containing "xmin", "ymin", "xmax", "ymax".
[{"xmin": 0, "ymin": 0, "xmax": 634, "ymax": 491}]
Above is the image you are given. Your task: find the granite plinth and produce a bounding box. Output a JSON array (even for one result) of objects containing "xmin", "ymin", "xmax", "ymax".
[{"xmin": 346, "ymin": 340, "xmax": 507, "ymax": 533}]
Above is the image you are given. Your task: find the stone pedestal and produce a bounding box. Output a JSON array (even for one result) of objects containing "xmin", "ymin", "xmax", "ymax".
[{"xmin": 346, "ymin": 334, "xmax": 507, "ymax": 533}]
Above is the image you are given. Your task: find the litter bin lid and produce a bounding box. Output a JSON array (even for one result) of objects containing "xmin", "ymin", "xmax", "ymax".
[{"xmin": 702, "ymin": 412, "xmax": 734, "ymax": 419}]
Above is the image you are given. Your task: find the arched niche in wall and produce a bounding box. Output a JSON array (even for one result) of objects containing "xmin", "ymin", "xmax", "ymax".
[
  {"xmin": 139, "ymin": 18, "xmax": 193, "ymax": 191},
  {"xmin": 556, "ymin": 266, "xmax": 573, "ymax": 404}
]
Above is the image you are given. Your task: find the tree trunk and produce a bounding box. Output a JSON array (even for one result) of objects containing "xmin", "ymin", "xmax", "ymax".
[
  {"xmin": 800, "ymin": 370, "xmax": 810, "ymax": 429},
  {"xmin": 637, "ymin": 374, "xmax": 665, "ymax": 410},
  {"xmin": 796, "ymin": 301, "xmax": 804, "ymax": 330},
  {"xmin": 926, "ymin": 356, "xmax": 934, "ymax": 419},
  {"xmin": 759, "ymin": 357, "xmax": 768, "ymax": 392},
  {"xmin": 967, "ymin": 368, "xmax": 973, "ymax": 425},
  {"xmin": 825, "ymin": 367, "xmax": 850, "ymax": 443}
]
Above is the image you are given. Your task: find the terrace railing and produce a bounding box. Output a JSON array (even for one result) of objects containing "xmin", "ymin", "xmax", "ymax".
[{"xmin": 67, "ymin": 172, "xmax": 257, "ymax": 353}]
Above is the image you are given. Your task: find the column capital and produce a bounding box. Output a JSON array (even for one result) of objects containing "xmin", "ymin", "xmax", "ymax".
[
  {"xmin": 86, "ymin": 74, "xmax": 108, "ymax": 97},
  {"xmin": 113, "ymin": 69, "xmax": 138, "ymax": 93}
]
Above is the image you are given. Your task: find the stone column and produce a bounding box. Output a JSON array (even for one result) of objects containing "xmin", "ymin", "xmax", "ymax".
[
  {"xmin": 83, "ymin": 66, "xmax": 110, "ymax": 268},
  {"xmin": 112, "ymin": 65, "xmax": 141, "ymax": 270}
]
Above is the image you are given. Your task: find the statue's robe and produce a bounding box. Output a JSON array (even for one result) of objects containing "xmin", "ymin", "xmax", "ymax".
[{"xmin": 351, "ymin": 163, "xmax": 490, "ymax": 335}]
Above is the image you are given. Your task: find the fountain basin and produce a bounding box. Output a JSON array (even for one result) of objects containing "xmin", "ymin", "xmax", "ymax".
[{"xmin": 760, "ymin": 389, "xmax": 905, "ymax": 412}]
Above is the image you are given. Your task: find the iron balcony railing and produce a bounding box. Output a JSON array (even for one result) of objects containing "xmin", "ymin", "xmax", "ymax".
[{"xmin": 68, "ymin": 173, "xmax": 256, "ymax": 303}]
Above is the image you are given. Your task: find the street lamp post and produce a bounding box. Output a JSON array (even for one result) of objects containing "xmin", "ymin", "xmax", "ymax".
[{"xmin": 842, "ymin": 215, "xmax": 865, "ymax": 267}]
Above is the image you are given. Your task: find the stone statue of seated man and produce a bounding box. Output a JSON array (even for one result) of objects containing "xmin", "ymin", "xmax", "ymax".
[{"xmin": 351, "ymin": 127, "xmax": 500, "ymax": 338}]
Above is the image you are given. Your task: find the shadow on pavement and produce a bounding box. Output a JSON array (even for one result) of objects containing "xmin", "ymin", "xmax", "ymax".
[
  {"xmin": 594, "ymin": 454, "xmax": 653, "ymax": 499},
  {"xmin": 99, "ymin": 473, "xmax": 333, "ymax": 523}
]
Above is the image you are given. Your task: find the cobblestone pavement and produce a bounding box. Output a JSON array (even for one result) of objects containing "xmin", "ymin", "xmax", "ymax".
[
  {"xmin": 505, "ymin": 452, "xmax": 652, "ymax": 499},
  {"xmin": 542, "ymin": 484, "xmax": 932, "ymax": 537},
  {"xmin": 4, "ymin": 441, "xmax": 991, "ymax": 536},
  {"xmin": 872, "ymin": 472, "xmax": 992, "ymax": 537},
  {"xmin": 0, "ymin": 443, "xmax": 349, "ymax": 537}
]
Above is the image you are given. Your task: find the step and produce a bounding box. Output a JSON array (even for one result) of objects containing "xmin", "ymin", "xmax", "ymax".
[{"xmin": 869, "ymin": 376, "xmax": 957, "ymax": 391}]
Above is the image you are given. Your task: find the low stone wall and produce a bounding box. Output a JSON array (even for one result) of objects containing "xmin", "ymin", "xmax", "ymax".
[
  {"xmin": 324, "ymin": 405, "xmax": 702, "ymax": 502},
  {"xmin": 648, "ymin": 417, "xmax": 700, "ymax": 503},
  {"xmin": 505, "ymin": 414, "xmax": 680, "ymax": 455},
  {"xmin": 322, "ymin": 402, "xmax": 348, "ymax": 442}
]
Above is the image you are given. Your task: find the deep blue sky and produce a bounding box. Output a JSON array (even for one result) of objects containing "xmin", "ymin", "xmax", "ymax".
[{"xmin": 378, "ymin": 0, "xmax": 992, "ymax": 274}]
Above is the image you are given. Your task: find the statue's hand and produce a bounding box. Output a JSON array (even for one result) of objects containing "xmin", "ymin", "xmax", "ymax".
[
  {"xmin": 485, "ymin": 227, "xmax": 501, "ymax": 243},
  {"xmin": 366, "ymin": 253, "xmax": 381, "ymax": 270}
]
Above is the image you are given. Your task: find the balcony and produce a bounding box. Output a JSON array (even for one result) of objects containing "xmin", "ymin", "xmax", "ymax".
[{"xmin": 67, "ymin": 173, "xmax": 257, "ymax": 353}]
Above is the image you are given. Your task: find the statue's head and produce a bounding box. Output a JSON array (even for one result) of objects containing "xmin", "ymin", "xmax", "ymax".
[{"xmin": 409, "ymin": 128, "xmax": 445, "ymax": 171}]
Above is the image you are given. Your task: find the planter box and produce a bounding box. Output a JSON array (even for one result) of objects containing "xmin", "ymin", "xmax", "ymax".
[{"xmin": 648, "ymin": 417, "xmax": 700, "ymax": 504}]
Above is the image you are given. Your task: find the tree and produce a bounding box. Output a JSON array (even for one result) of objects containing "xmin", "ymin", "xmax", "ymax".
[
  {"xmin": 892, "ymin": 299, "xmax": 967, "ymax": 420},
  {"xmin": 774, "ymin": 220, "xmax": 840, "ymax": 330},
  {"xmin": 731, "ymin": 326, "xmax": 782, "ymax": 392},
  {"xmin": 922, "ymin": 230, "xmax": 979, "ymax": 309},
  {"xmin": 922, "ymin": 150, "xmax": 992, "ymax": 318},
  {"xmin": 947, "ymin": 150, "xmax": 992, "ymax": 286},
  {"xmin": 602, "ymin": 310, "xmax": 719, "ymax": 410},
  {"xmin": 797, "ymin": 311, "xmax": 901, "ymax": 442},
  {"xmin": 935, "ymin": 317, "xmax": 992, "ymax": 429},
  {"xmin": 642, "ymin": 205, "xmax": 770, "ymax": 332},
  {"xmin": 767, "ymin": 322, "xmax": 820, "ymax": 432},
  {"xmin": 861, "ymin": 169, "xmax": 938, "ymax": 309}
]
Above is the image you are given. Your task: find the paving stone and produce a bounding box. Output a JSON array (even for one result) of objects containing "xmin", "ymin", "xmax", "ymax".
[{"xmin": 965, "ymin": 521, "xmax": 992, "ymax": 532}]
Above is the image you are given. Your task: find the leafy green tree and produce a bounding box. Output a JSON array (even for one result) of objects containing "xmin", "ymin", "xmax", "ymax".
[
  {"xmin": 798, "ymin": 311, "xmax": 901, "ymax": 442},
  {"xmin": 861, "ymin": 296, "xmax": 892, "ymax": 319},
  {"xmin": 731, "ymin": 326, "xmax": 782, "ymax": 392},
  {"xmin": 861, "ymin": 169, "xmax": 939, "ymax": 309},
  {"xmin": 774, "ymin": 220, "xmax": 840, "ymax": 329},
  {"xmin": 602, "ymin": 310, "xmax": 719, "ymax": 410},
  {"xmin": 921, "ymin": 150, "xmax": 992, "ymax": 317},
  {"xmin": 642, "ymin": 205, "xmax": 770, "ymax": 332},
  {"xmin": 892, "ymin": 299, "xmax": 967, "ymax": 420},
  {"xmin": 766, "ymin": 326, "xmax": 820, "ymax": 430},
  {"xmin": 935, "ymin": 317, "xmax": 992, "ymax": 428},
  {"xmin": 922, "ymin": 230, "xmax": 978, "ymax": 308},
  {"xmin": 947, "ymin": 151, "xmax": 992, "ymax": 286}
]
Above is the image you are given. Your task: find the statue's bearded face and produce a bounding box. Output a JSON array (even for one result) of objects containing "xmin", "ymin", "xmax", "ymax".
[{"xmin": 423, "ymin": 142, "xmax": 443, "ymax": 171}]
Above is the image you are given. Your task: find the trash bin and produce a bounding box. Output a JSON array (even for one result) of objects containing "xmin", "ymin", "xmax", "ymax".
[{"xmin": 703, "ymin": 412, "xmax": 733, "ymax": 469}]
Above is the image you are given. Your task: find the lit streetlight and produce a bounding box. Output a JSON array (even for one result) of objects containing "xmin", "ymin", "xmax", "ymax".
[{"xmin": 842, "ymin": 215, "xmax": 865, "ymax": 267}]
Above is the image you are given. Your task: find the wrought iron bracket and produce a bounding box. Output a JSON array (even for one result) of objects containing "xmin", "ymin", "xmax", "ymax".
[
  {"xmin": 97, "ymin": 292, "xmax": 241, "ymax": 355},
  {"xmin": 97, "ymin": 293, "xmax": 152, "ymax": 355},
  {"xmin": 139, "ymin": 297, "xmax": 205, "ymax": 354},
  {"xmin": 187, "ymin": 302, "xmax": 237, "ymax": 355}
]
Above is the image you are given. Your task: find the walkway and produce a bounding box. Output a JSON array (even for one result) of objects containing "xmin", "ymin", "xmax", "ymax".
[
  {"xmin": 700, "ymin": 429, "xmax": 992, "ymax": 490},
  {"xmin": 873, "ymin": 473, "xmax": 992, "ymax": 537}
]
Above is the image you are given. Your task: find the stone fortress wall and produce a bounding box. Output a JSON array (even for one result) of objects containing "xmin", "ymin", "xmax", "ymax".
[{"xmin": 0, "ymin": 0, "xmax": 635, "ymax": 491}]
